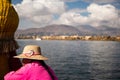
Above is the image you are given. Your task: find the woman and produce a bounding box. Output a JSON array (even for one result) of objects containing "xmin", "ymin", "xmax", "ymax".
[{"xmin": 4, "ymin": 45, "xmax": 58, "ymax": 80}]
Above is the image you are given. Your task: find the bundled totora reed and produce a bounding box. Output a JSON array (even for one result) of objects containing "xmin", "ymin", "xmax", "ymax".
[
  {"xmin": 0, "ymin": 0, "xmax": 22, "ymax": 80},
  {"xmin": 0, "ymin": 0, "xmax": 19, "ymax": 54}
]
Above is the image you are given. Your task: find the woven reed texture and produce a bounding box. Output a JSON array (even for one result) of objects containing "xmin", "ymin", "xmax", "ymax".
[
  {"xmin": 0, "ymin": 55, "xmax": 9, "ymax": 80},
  {"xmin": 0, "ymin": 0, "xmax": 19, "ymax": 54}
]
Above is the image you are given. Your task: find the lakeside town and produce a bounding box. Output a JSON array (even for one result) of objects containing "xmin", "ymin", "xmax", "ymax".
[
  {"xmin": 16, "ymin": 35, "xmax": 120, "ymax": 41},
  {"xmin": 15, "ymin": 24, "xmax": 120, "ymax": 42}
]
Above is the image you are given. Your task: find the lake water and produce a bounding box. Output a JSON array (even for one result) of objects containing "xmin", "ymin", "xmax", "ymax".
[{"xmin": 16, "ymin": 40, "xmax": 120, "ymax": 80}]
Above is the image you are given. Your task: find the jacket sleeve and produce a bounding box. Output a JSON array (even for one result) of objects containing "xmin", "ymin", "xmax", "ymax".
[{"xmin": 4, "ymin": 64, "xmax": 30, "ymax": 80}]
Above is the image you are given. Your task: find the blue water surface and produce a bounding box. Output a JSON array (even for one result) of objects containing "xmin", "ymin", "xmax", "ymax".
[{"xmin": 17, "ymin": 40, "xmax": 120, "ymax": 80}]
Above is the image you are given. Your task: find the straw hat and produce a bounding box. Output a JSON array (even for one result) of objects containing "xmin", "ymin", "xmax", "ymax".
[{"xmin": 14, "ymin": 45, "xmax": 48, "ymax": 60}]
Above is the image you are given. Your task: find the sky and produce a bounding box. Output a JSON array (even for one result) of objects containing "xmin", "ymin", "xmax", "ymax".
[{"xmin": 12, "ymin": 0, "xmax": 120, "ymax": 30}]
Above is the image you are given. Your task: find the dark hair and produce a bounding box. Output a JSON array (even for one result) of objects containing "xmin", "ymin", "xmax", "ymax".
[{"xmin": 32, "ymin": 60, "xmax": 55, "ymax": 80}]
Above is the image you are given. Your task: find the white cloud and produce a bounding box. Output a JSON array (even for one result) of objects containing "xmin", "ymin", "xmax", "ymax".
[
  {"xmin": 87, "ymin": 3, "xmax": 118, "ymax": 20},
  {"xmin": 15, "ymin": 0, "xmax": 65, "ymax": 16},
  {"xmin": 14, "ymin": 0, "xmax": 66, "ymax": 29},
  {"xmin": 84, "ymin": 0, "xmax": 119, "ymax": 4},
  {"xmin": 14, "ymin": 0, "xmax": 120, "ymax": 30},
  {"xmin": 61, "ymin": 0, "xmax": 79, "ymax": 2},
  {"xmin": 87, "ymin": 3, "xmax": 119, "ymax": 28},
  {"xmin": 53, "ymin": 3, "xmax": 120, "ymax": 29},
  {"xmin": 52, "ymin": 10, "xmax": 89, "ymax": 26}
]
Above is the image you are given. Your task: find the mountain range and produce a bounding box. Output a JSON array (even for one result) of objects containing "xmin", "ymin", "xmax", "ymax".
[{"xmin": 15, "ymin": 24, "xmax": 120, "ymax": 37}]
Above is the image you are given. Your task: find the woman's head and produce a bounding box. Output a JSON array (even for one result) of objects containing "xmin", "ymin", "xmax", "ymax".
[
  {"xmin": 22, "ymin": 59, "xmax": 32, "ymax": 66},
  {"xmin": 21, "ymin": 58, "xmax": 44, "ymax": 66},
  {"xmin": 14, "ymin": 45, "xmax": 48, "ymax": 60}
]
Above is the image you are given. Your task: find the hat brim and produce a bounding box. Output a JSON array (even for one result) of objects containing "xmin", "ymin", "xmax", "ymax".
[{"xmin": 14, "ymin": 54, "xmax": 48, "ymax": 60}]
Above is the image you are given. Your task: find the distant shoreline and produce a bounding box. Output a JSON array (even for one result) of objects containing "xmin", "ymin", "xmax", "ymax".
[{"xmin": 16, "ymin": 35, "xmax": 120, "ymax": 41}]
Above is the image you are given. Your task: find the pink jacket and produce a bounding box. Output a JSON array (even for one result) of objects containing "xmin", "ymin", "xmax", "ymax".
[{"xmin": 4, "ymin": 61, "xmax": 58, "ymax": 80}]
